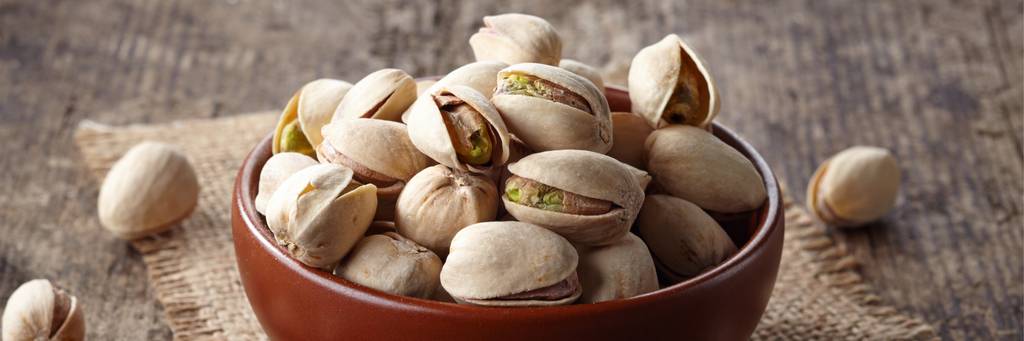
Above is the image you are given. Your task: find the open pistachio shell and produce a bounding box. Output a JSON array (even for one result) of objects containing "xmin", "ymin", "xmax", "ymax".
[
  {"xmin": 559, "ymin": 59, "xmax": 604, "ymax": 95},
  {"xmin": 265, "ymin": 164, "xmax": 378, "ymax": 269},
  {"xmin": 502, "ymin": 150, "xmax": 644, "ymax": 246},
  {"xmin": 298, "ymin": 79, "xmax": 353, "ymax": 148},
  {"xmin": 426, "ymin": 61, "xmax": 509, "ymax": 100},
  {"xmin": 491, "ymin": 63, "xmax": 612, "ymax": 153},
  {"xmin": 273, "ymin": 89, "xmax": 307, "ymax": 155},
  {"xmin": 334, "ymin": 232, "xmax": 442, "ymax": 299},
  {"xmin": 807, "ymin": 146, "xmax": 900, "ymax": 227},
  {"xmin": 441, "ymin": 221, "xmax": 581, "ymax": 307},
  {"xmin": 573, "ymin": 232, "xmax": 658, "ymax": 304},
  {"xmin": 331, "ymin": 69, "xmax": 417, "ymax": 123},
  {"xmin": 606, "ymin": 112, "xmax": 655, "ymax": 170},
  {"xmin": 394, "ymin": 164, "xmax": 498, "ymax": 260},
  {"xmin": 1, "ymin": 279, "xmax": 85, "ymax": 341},
  {"xmin": 629, "ymin": 34, "xmax": 720, "ymax": 130},
  {"xmin": 318, "ymin": 119, "xmax": 436, "ymax": 221},
  {"xmin": 637, "ymin": 195, "xmax": 737, "ymax": 279},
  {"xmin": 255, "ymin": 152, "xmax": 319, "ymax": 215},
  {"xmin": 644, "ymin": 125, "xmax": 766, "ymax": 213},
  {"xmin": 469, "ymin": 14, "xmax": 562, "ymax": 66},
  {"xmin": 400, "ymin": 79, "xmax": 441, "ymax": 123},
  {"xmin": 408, "ymin": 85, "xmax": 510, "ymax": 173}
]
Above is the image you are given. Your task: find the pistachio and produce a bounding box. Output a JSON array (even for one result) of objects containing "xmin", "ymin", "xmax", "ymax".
[
  {"xmin": 255, "ymin": 152, "xmax": 319, "ymax": 215},
  {"xmin": 394, "ymin": 164, "xmax": 499, "ymax": 259},
  {"xmin": 807, "ymin": 146, "xmax": 900, "ymax": 227},
  {"xmin": 1, "ymin": 279, "xmax": 85, "ymax": 341},
  {"xmin": 502, "ymin": 150, "xmax": 644, "ymax": 246},
  {"xmin": 573, "ymin": 232, "xmax": 659, "ymax": 304},
  {"xmin": 606, "ymin": 112, "xmax": 655, "ymax": 170},
  {"xmin": 637, "ymin": 195, "xmax": 737, "ymax": 279},
  {"xmin": 278, "ymin": 119, "xmax": 315, "ymax": 156},
  {"xmin": 273, "ymin": 79, "xmax": 353, "ymax": 156},
  {"xmin": 469, "ymin": 13, "xmax": 562, "ymax": 66},
  {"xmin": 408, "ymin": 85, "xmax": 510, "ymax": 173},
  {"xmin": 440, "ymin": 221, "xmax": 581, "ymax": 307},
  {"xmin": 558, "ymin": 59, "xmax": 604, "ymax": 94},
  {"xmin": 425, "ymin": 61, "xmax": 509, "ymax": 101},
  {"xmin": 331, "ymin": 69, "xmax": 417, "ymax": 123},
  {"xmin": 98, "ymin": 141, "xmax": 199, "ymax": 240},
  {"xmin": 644, "ymin": 125, "xmax": 766, "ymax": 213},
  {"xmin": 334, "ymin": 232, "xmax": 442, "ymax": 299},
  {"xmin": 629, "ymin": 34, "xmax": 720, "ymax": 130},
  {"xmin": 265, "ymin": 164, "xmax": 377, "ymax": 270},
  {"xmin": 490, "ymin": 63, "xmax": 612, "ymax": 153},
  {"xmin": 400, "ymin": 79, "xmax": 441, "ymax": 123}
]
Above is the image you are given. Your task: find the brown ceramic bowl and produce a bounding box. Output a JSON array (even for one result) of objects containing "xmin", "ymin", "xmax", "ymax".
[{"xmin": 232, "ymin": 84, "xmax": 784, "ymax": 341}]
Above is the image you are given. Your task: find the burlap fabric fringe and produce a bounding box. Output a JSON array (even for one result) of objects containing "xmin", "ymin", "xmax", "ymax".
[{"xmin": 74, "ymin": 113, "xmax": 939, "ymax": 341}]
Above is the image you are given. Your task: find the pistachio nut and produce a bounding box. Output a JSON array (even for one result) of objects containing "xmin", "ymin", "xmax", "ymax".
[
  {"xmin": 629, "ymin": 34, "xmax": 721, "ymax": 130},
  {"xmin": 334, "ymin": 232, "xmax": 442, "ymax": 299},
  {"xmin": 807, "ymin": 146, "xmax": 900, "ymax": 227},
  {"xmin": 394, "ymin": 164, "xmax": 498, "ymax": 259},
  {"xmin": 400, "ymin": 79, "xmax": 441, "ymax": 123},
  {"xmin": 408, "ymin": 85, "xmax": 510, "ymax": 173},
  {"xmin": 98, "ymin": 141, "xmax": 199, "ymax": 240},
  {"xmin": 620, "ymin": 161, "xmax": 652, "ymax": 192},
  {"xmin": 318, "ymin": 119, "xmax": 435, "ymax": 221},
  {"xmin": 644, "ymin": 125, "xmax": 766, "ymax": 213},
  {"xmin": 441, "ymin": 221, "xmax": 581, "ymax": 307},
  {"xmin": 331, "ymin": 69, "xmax": 417, "ymax": 123},
  {"xmin": 502, "ymin": 150, "xmax": 644, "ymax": 246},
  {"xmin": 558, "ymin": 59, "xmax": 604, "ymax": 94},
  {"xmin": 1, "ymin": 279, "xmax": 85, "ymax": 341},
  {"xmin": 469, "ymin": 13, "xmax": 562, "ymax": 66},
  {"xmin": 265, "ymin": 163, "xmax": 377, "ymax": 270},
  {"xmin": 255, "ymin": 152, "xmax": 319, "ymax": 215},
  {"xmin": 273, "ymin": 79, "xmax": 354, "ymax": 156},
  {"xmin": 637, "ymin": 195, "xmax": 737, "ymax": 279},
  {"xmin": 573, "ymin": 232, "xmax": 658, "ymax": 304},
  {"xmin": 606, "ymin": 112, "xmax": 655, "ymax": 170},
  {"xmin": 491, "ymin": 63, "xmax": 612, "ymax": 153}
]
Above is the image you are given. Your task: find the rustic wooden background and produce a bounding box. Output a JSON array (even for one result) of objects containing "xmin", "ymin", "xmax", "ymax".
[{"xmin": 0, "ymin": 0, "xmax": 1020, "ymax": 339}]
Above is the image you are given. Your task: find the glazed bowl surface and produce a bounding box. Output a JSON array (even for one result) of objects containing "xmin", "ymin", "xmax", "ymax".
[{"xmin": 231, "ymin": 84, "xmax": 785, "ymax": 341}]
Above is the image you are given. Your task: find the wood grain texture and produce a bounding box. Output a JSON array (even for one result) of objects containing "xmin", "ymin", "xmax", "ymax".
[{"xmin": 0, "ymin": 0, "xmax": 1020, "ymax": 340}]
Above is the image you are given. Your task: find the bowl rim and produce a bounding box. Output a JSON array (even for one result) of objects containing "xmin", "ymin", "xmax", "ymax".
[{"xmin": 234, "ymin": 83, "xmax": 782, "ymax": 316}]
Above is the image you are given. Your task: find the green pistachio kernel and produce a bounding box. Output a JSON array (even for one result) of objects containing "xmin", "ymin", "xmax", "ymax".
[{"xmin": 279, "ymin": 120, "xmax": 316, "ymax": 157}]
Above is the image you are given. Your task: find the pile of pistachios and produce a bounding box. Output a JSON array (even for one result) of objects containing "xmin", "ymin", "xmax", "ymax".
[{"xmin": 255, "ymin": 13, "xmax": 767, "ymax": 307}]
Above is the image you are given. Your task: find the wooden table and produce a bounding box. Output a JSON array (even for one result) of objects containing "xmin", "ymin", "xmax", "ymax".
[{"xmin": 0, "ymin": 0, "xmax": 1020, "ymax": 339}]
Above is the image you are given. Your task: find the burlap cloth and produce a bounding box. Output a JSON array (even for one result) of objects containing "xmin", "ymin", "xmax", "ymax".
[{"xmin": 74, "ymin": 113, "xmax": 940, "ymax": 341}]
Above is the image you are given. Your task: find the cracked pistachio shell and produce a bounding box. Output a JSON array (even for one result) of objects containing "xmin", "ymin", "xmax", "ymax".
[
  {"xmin": 559, "ymin": 59, "xmax": 605, "ymax": 94},
  {"xmin": 573, "ymin": 232, "xmax": 658, "ymax": 304},
  {"xmin": 255, "ymin": 152, "xmax": 319, "ymax": 215},
  {"xmin": 637, "ymin": 195, "xmax": 737, "ymax": 278},
  {"xmin": 469, "ymin": 14, "xmax": 562, "ymax": 66},
  {"xmin": 98, "ymin": 141, "xmax": 199, "ymax": 240},
  {"xmin": 273, "ymin": 79, "xmax": 352, "ymax": 156},
  {"xmin": 644, "ymin": 125, "xmax": 766, "ymax": 213},
  {"xmin": 331, "ymin": 69, "xmax": 417, "ymax": 123},
  {"xmin": 620, "ymin": 162, "xmax": 652, "ymax": 192},
  {"xmin": 266, "ymin": 164, "xmax": 377, "ymax": 269},
  {"xmin": 441, "ymin": 221, "xmax": 581, "ymax": 307},
  {"xmin": 807, "ymin": 146, "xmax": 900, "ymax": 227},
  {"xmin": 394, "ymin": 165, "xmax": 498, "ymax": 259},
  {"xmin": 607, "ymin": 112, "xmax": 655, "ymax": 170},
  {"xmin": 334, "ymin": 232, "xmax": 442, "ymax": 299},
  {"xmin": 491, "ymin": 63, "xmax": 612, "ymax": 153},
  {"xmin": 408, "ymin": 85, "xmax": 510, "ymax": 173},
  {"xmin": 629, "ymin": 34, "xmax": 720, "ymax": 130},
  {"xmin": 400, "ymin": 79, "xmax": 441, "ymax": 124},
  {"xmin": 503, "ymin": 150, "xmax": 644, "ymax": 246},
  {"xmin": 426, "ymin": 61, "xmax": 509, "ymax": 100},
  {"xmin": 1, "ymin": 279, "xmax": 85, "ymax": 341}
]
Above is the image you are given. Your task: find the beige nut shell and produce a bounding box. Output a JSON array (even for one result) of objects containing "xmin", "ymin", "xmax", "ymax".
[
  {"xmin": 807, "ymin": 146, "xmax": 900, "ymax": 227},
  {"xmin": 298, "ymin": 79, "xmax": 353, "ymax": 147},
  {"xmin": 637, "ymin": 195, "xmax": 737, "ymax": 278},
  {"xmin": 503, "ymin": 150, "xmax": 644, "ymax": 246},
  {"xmin": 255, "ymin": 152, "xmax": 319, "ymax": 215},
  {"xmin": 491, "ymin": 63, "xmax": 612, "ymax": 153},
  {"xmin": 441, "ymin": 221, "xmax": 580, "ymax": 307},
  {"xmin": 408, "ymin": 85, "xmax": 511, "ymax": 173},
  {"xmin": 607, "ymin": 112, "xmax": 655, "ymax": 170},
  {"xmin": 573, "ymin": 232, "xmax": 658, "ymax": 304},
  {"xmin": 558, "ymin": 59, "xmax": 605, "ymax": 94},
  {"xmin": 1, "ymin": 279, "xmax": 85, "ymax": 341},
  {"xmin": 334, "ymin": 232, "xmax": 442, "ymax": 299},
  {"xmin": 331, "ymin": 69, "xmax": 417, "ymax": 123},
  {"xmin": 265, "ymin": 164, "xmax": 377, "ymax": 269},
  {"xmin": 394, "ymin": 165, "xmax": 498, "ymax": 259},
  {"xmin": 469, "ymin": 14, "xmax": 562, "ymax": 66},
  {"xmin": 628, "ymin": 34, "xmax": 720, "ymax": 130},
  {"xmin": 98, "ymin": 141, "xmax": 199, "ymax": 240},
  {"xmin": 426, "ymin": 61, "xmax": 509, "ymax": 100},
  {"xmin": 320, "ymin": 119, "xmax": 434, "ymax": 182},
  {"xmin": 644, "ymin": 125, "xmax": 766, "ymax": 213}
]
